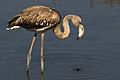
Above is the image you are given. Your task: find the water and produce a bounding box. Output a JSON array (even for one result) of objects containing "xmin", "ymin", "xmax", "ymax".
[{"xmin": 0, "ymin": 0, "xmax": 120, "ymax": 80}]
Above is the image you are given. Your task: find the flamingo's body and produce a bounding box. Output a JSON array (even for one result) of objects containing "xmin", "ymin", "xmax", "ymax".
[
  {"xmin": 7, "ymin": 6, "xmax": 61, "ymax": 32},
  {"xmin": 6, "ymin": 6, "xmax": 85, "ymax": 72}
]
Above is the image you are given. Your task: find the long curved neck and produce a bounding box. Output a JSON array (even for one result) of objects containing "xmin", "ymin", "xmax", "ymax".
[{"xmin": 53, "ymin": 15, "xmax": 73, "ymax": 39}]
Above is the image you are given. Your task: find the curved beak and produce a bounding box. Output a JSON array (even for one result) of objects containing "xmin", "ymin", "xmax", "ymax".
[{"xmin": 77, "ymin": 24, "xmax": 85, "ymax": 40}]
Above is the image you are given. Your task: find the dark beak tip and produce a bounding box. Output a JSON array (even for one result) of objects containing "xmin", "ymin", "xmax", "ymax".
[{"xmin": 76, "ymin": 37, "xmax": 80, "ymax": 40}]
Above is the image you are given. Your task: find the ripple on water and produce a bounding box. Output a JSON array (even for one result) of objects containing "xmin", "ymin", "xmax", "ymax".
[{"xmin": 45, "ymin": 54, "xmax": 120, "ymax": 80}]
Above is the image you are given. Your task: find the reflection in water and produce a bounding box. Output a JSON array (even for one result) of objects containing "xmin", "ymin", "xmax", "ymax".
[
  {"xmin": 26, "ymin": 70, "xmax": 44, "ymax": 80},
  {"xmin": 41, "ymin": 72, "xmax": 44, "ymax": 80},
  {"xmin": 26, "ymin": 71, "xmax": 30, "ymax": 80},
  {"xmin": 90, "ymin": 0, "xmax": 120, "ymax": 7}
]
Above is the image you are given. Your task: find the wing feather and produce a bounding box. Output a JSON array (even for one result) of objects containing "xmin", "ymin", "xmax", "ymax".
[{"xmin": 8, "ymin": 6, "xmax": 61, "ymax": 31}]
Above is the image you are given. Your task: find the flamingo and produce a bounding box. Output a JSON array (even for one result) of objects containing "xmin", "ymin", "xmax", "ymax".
[{"xmin": 6, "ymin": 6, "xmax": 85, "ymax": 72}]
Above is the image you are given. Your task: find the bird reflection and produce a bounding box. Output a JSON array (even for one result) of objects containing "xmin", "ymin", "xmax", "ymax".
[
  {"xmin": 26, "ymin": 70, "xmax": 30, "ymax": 80},
  {"xmin": 41, "ymin": 72, "xmax": 44, "ymax": 80},
  {"xmin": 26, "ymin": 70, "xmax": 44, "ymax": 80}
]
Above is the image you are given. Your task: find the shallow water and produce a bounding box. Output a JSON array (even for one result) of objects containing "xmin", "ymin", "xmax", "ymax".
[{"xmin": 0, "ymin": 0, "xmax": 120, "ymax": 80}]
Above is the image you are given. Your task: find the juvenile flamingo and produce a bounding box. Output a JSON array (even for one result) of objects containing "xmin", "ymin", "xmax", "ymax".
[{"xmin": 6, "ymin": 6, "xmax": 85, "ymax": 72}]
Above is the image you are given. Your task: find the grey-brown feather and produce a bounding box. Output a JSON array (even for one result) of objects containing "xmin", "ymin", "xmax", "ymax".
[{"xmin": 8, "ymin": 6, "xmax": 61, "ymax": 32}]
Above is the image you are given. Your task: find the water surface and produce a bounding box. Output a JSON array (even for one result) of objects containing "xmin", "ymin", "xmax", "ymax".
[{"xmin": 0, "ymin": 0, "xmax": 120, "ymax": 80}]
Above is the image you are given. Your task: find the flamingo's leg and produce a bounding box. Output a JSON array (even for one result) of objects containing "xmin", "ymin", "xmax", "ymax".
[
  {"xmin": 26, "ymin": 33, "xmax": 37, "ymax": 71},
  {"xmin": 40, "ymin": 33, "xmax": 45, "ymax": 73}
]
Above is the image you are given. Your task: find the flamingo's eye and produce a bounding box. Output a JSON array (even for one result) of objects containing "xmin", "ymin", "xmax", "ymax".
[{"xmin": 79, "ymin": 21, "xmax": 82, "ymax": 24}]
